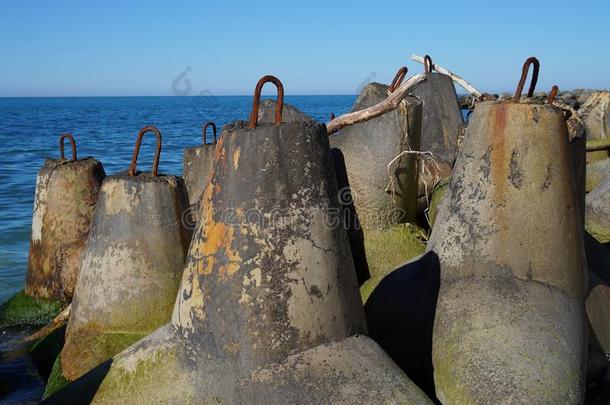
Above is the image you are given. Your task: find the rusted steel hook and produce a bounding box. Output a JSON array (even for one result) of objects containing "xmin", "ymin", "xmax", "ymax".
[
  {"xmin": 513, "ymin": 57, "xmax": 540, "ymax": 101},
  {"xmin": 330, "ymin": 112, "xmax": 336, "ymax": 120},
  {"xmin": 423, "ymin": 55, "xmax": 433, "ymax": 74},
  {"xmin": 248, "ymin": 75, "xmax": 284, "ymax": 129},
  {"xmin": 128, "ymin": 125, "xmax": 162, "ymax": 177},
  {"xmin": 389, "ymin": 66, "xmax": 408, "ymax": 92},
  {"xmin": 547, "ymin": 85, "xmax": 559, "ymax": 104},
  {"xmin": 203, "ymin": 122, "xmax": 217, "ymax": 145},
  {"xmin": 59, "ymin": 133, "xmax": 78, "ymax": 161}
]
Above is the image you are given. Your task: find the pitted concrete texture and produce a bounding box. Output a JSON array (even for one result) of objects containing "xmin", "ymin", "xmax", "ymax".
[
  {"xmin": 60, "ymin": 172, "xmax": 191, "ymax": 381},
  {"xmin": 429, "ymin": 101, "xmax": 587, "ymax": 404},
  {"xmin": 26, "ymin": 157, "xmax": 105, "ymax": 300},
  {"xmin": 409, "ymin": 72, "xmax": 464, "ymax": 166},
  {"xmin": 330, "ymin": 83, "xmax": 422, "ymax": 229}
]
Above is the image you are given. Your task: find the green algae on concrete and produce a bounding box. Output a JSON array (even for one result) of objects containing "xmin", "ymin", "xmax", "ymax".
[
  {"xmin": 427, "ymin": 177, "xmax": 450, "ymax": 228},
  {"xmin": 43, "ymin": 353, "xmax": 70, "ymax": 399},
  {"xmin": 0, "ymin": 290, "xmax": 64, "ymax": 327},
  {"xmin": 360, "ymin": 223, "xmax": 426, "ymax": 302}
]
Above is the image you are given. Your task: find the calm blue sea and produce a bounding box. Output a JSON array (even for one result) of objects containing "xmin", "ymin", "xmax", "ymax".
[{"xmin": 0, "ymin": 95, "xmax": 356, "ymax": 303}]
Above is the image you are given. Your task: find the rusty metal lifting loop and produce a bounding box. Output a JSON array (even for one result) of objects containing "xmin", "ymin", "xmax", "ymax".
[
  {"xmin": 547, "ymin": 85, "xmax": 559, "ymax": 104},
  {"xmin": 513, "ymin": 57, "xmax": 540, "ymax": 101},
  {"xmin": 389, "ymin": 67, "xmax": 408, "ymax": 92},
  {"xmin": 203, "ymin": 122, "xmax": 217, "ymax": 145},
  {"xmin": 59, "ymin": 133, "xmax": 78, "ymax": 161},
  {"xmin": 128, "ymin": 125, "xmax": 162, "ymax": 177},
  {"xmin": 423, "ymin": 55, "xmax": 433, "ymax": 74},
  {"xmin": 249, "ymin": 75, "xmax": 284, "ymax": 129},
  {"xmin": 330, "ymin": 112, "xmax": 336, "ymax": 120}
]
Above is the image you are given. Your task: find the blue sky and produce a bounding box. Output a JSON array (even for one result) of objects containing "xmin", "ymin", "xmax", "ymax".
[{"xmin": 0, "ymin": 0, "xmax": 608, "ymax": 96}]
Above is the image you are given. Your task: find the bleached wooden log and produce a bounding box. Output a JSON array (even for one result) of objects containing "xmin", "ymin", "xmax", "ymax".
[
  {"xmin": 25, "ymin": 304, "xmax": 71, "ymax": 342},
  {"xmin": 410, "ymin": 54, "xmax": 482, "ymax": 98},
  {"xmin": 326, "ymin": 73, "xmax": 426, "ymax": 134}
]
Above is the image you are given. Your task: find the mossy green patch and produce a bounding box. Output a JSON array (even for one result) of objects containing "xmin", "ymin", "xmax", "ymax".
[
  {"xmin": 61, "ymin": 332, "xmax": 147, "ymax": 381},
  {"xmin": 0, "ymin": 290, "xmax": 64, "ymax": 327},
  {"xmin": 586, "ymin": 220, "xmax": 610, "ymax": 245},
  {"xmin": 43, "ymin": 352, "xmax": 70, "ymax": 399},
  {"xmin": 427, "ymin": 177, "xmax": 450, "ymax": 228},
  {"xmin": 360, "ymin": 223, "xmax": 427, "ymax": 302}
]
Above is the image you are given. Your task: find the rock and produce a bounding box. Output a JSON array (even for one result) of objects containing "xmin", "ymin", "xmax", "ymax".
[{"xmin": 586, "ymin": 178, "xmax": 610, "ymax": 244}]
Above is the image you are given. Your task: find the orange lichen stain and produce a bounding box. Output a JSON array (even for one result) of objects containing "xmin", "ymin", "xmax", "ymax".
[
  {"xmin": 489, "ymin": 104, "xmax": 509, "ymax": 202},
  {"xmin": 197, "ymin": 219, "xmax": 241, "ymax": 281}
]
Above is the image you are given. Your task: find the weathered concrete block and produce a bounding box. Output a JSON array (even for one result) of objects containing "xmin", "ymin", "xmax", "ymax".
[
  {"xmin": 409, "ymin": 69, "xmax": 464, "ymax": 166},
  {"xmin": 46, "ymin": 81, "xmax": 431, "ymax": 403},
  {"xmin": 330, "ymin": 82, "xmax": 422, "ymax": 229},
  {"xmin": 26, "ymin": 156, "xmax": 105, "ymax": 301},
  {"xmin": 586, "ymin": 178, "xmax": 610, "ymax": 244},
  {"xmin": 429, "ymin": 101, "xmax": 587, "ymax": 404},
  {"xmin": 60, "ymin": 128, "xmax": 191, "ymax": 381}
]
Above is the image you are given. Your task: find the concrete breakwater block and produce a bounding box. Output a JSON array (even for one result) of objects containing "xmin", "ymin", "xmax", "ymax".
[
  {"xmin": 44, "ymin": 77, "xmax": 432, "ymax": 404},
  {"xmin": 182, "ymin": 122, "xmax": 218, "ymax": 211},
  {"xmin": 26, "ymin": 134, "xmax": 105, "ymax": 301},
  {"xmin": 409, "ymin": 55, "xmax": 464, "ymax": 169},
  {"xmin": 585, "ymin": 178, "xmax": 610, "ymax": 244},
  {"xmin": 59, "ymin": 126, "xmax": 191, "ymax": 382},
  {"xmin": 429, "ymin": 99, "xmax": 587, "ymax": 404},
  {"xmin": 330, "ymin": 81, "xmax": 422, "ymax": 229}
]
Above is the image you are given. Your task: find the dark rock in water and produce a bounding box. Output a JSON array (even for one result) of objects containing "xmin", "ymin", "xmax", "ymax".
[
  {"xmin": 0, "ymin": 326, "xmax": 45, "ymax": 405},
  {"xmin": 257, "ymin": 99, "xmax": 315, "ymax": 123},
  {"xmin": 364, "ymin": 251, "xmax": 441, "ymax": 400}
]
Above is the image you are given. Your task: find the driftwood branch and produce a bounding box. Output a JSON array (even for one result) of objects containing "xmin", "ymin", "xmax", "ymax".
[
  {"xmin": 410, "ymin": 54, "xmax": 482, "ymax": 98},
  {"xmin": 326, "ymin": 73, "xmax": 427, "ymax": 134},
  {"xmin": 25, "ymin": 304, "xmax": 71, "ymax": 342}
]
